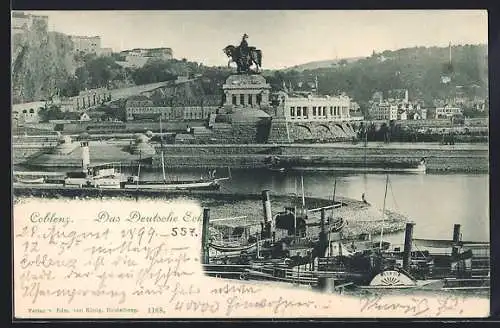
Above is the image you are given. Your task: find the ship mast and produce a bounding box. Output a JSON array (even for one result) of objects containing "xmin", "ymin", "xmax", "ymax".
[
  {"xmin": 160, "ymin": 116, "xmax": 166, "ymax": 181},
  {"xmin": 301, "ymin": 174, "xmax": 306, "ymax": 208},
  {"xmin": 449, "ymin": 41, "xmax": 452, "ymax": 65},
  {"xmin": 137, "ymin": 150, "xmax": 142, "ymax": 189},
  {"xmin": 379, "ymin": 175, "xmax": 389, "ymax": 249}
]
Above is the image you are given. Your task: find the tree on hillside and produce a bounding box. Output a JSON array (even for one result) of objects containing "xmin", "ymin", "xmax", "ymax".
[
  {"xmin": 263, "ymin": 45, "xmax": 487, "ymax": 108},
  {"xmin": 38, "ymin": 104, "xmax": 64, "ymax": 122}
]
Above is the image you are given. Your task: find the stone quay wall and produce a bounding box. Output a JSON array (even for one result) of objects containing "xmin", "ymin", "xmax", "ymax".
[{"xmin": 151, "ymin": 144, "xmax": 488, "ymax": 173}]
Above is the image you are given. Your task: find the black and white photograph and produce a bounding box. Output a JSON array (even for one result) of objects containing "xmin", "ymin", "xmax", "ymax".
[{"xmin": 11, "ymin": 10, "xmax": 490, "ymax": 319}]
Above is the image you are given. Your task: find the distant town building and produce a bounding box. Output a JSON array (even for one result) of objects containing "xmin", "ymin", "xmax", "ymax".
[
  {"xmin": 369, "ymin": 89, "xmax": 427, "ymax": 121},
  {"xmin": 99, "ymin": 47, "xmax": 113, "ymax": 57},
  {"xmin": 60, "ymin": 88, "xmax": 111, "ymax": 112},
  {"xmin": 117, "ymin": 48, "xmax": 174, "ymax": 68},
  {"xmin": 12, "ymin": 101, "xmax": 46, "ymax": 124},
  {"xmin": 433, "ymin": 92, "xmax": 487, "ymax": 114},
  {"xmin": 350, "ymin": 100, "xmax": 361, "ymax": 113},
  {"xmin": 435, "ymin": 106, "xmax": 463, "ymax": 119},
  {"xmin": 371, "ymin": 102, "xmax": 399, "ymax": 120},
  {"xmin": 70, "ymin": 35, "xmax": 102, "ymax": 55},
  {"xmin": 410, "ymin": 107, "xmax": 427, "ymax": 120},
  {"xmin": 125, "ymin": 95, "xmax": 218, "ymax": 121},
  {"xmin": 61, "ymin": 112, "xmax": 92, "ymax": 122},
  {"xmin": 11, "ymin": 12, "xmax": 48, "ymax": 35}
]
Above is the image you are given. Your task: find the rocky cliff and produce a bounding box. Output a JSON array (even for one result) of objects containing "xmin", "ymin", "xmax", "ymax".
[{"xmin": 11, "ymin": 21, "xmax": 76, "ymax": 104}]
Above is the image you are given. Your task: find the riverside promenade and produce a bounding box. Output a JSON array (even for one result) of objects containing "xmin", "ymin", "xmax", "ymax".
[{"xmin": 19, "ymin": 140, "xmax": 489, "ymax": 173}]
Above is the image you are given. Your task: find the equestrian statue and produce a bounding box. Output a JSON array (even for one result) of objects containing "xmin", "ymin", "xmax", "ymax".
[{"xmin": 223, "ymin": 34, "xmax": 262, "ymax": 74}]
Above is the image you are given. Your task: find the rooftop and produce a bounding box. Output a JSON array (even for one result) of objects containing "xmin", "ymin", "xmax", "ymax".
[
  {"xmin": 70, "ymin": 35, "xmax": 101, "ymax": 39},
  {"xmin": 12, "ymin": 12, "xmax": 29, "ymax": 18}
]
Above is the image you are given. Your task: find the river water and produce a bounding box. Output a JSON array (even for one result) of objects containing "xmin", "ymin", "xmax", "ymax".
[
  {"xmin": 128, "ymin": 167, "xmax": 489, "ymax": 243},
  {"xmin": 14, "ymin": 163, "xmax": 489, "ymax": 244}
]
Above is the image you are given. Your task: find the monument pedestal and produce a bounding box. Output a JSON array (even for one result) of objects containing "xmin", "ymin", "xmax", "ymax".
[
  {"xmin": 222, "ymin": 74, "xmax": 271, "ymax": 110},
  {"xmin": 267, "ymin": 118, "xmax": 293, "ymax": 144},
  {"xmin": 211, "ymin": 74, "xmax": 273, "ymax": 143}
]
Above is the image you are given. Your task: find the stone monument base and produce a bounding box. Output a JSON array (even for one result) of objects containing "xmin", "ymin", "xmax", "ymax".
[{"xmin": 267, "ymin": 119, "xmax": 293, "ymax": 144}]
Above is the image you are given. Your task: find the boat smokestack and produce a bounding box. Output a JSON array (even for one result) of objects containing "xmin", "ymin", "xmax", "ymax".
[
  {"xmin": 452, "ymin": 224, "xmax": 461, "ymax": 243},
  {"xmin": 452, "ymin": 224, "xmax": 461, "ymax": 258},
  {"xmin": 261, "ymin": 190, "xmax": 273, "ymax": 238},
  {"xmin": 319, "ymin": 208, "xmax": 327, "ymax": 255},
  {"xmin": 201, "ymin": 208, "xmax": 210, "ymax": 264},
  {"xmin": 403, "ymin": 222, "xmax": 415, "ymax": 272},
  {"xmin": 262, "ymin": 190, "xmax": 272, "ymax": 223},
  {"xmin": 80, "ymin": 140, "xmax": 90, "ymax": 172}
]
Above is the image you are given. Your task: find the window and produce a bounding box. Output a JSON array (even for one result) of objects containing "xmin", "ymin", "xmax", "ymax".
[
  {"xmin": 290, "ymin": 107, "xmax": 295, "ymax": 117},
  {"xmin": 248, "ymin": 95, "xmax": 253, "ymax": 106},
  {"xmin": 257, "ymin": 94, "xmax": 262, "ymax": 105},
  {"xmin": 297, "ymin": 107, "xmax": 301, "ymax": 117},
  {"xmin": 232, "ymin": 95, "xmax": 237, "ymax": 105},
  {"xmin": 322, "ymin": 107, "xmax": 326, "ymax": 117},
  {"xmin": 330, "ymin": 106, "xmax": 333, "ymax": 116},
  {"xmin": 240, "ymin": 94, "xmax": 245, "ymax": 105},
  {"xmin": 312, "ymin": 107, "xmax": 317, "ymax": 116},
  {"xmin": 303, "ymin": 107, "xmax": 307, "ymax": 117}
]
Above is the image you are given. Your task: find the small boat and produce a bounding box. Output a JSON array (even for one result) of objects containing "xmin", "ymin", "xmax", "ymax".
[
  {"xmin": 123, "ymin": 177, "xmax": 224, "ymax": 191},
  {"xmin": 123, "ymin": 118, "xmax": 231, "ymax": 191},
  {"xmin": 63, "ymin": 163, "xmax": 127, "ymax": 189},
  {"xmin": 209, "ymin": 242, "xmax": 259, "ymax": 253},
  {"xmin": 266, "ymin": 156, "xmax": 427, "ymax": 174},
  {"xmin": 15, "ymin": 176, "xmax": 45, "ymax": 184}
]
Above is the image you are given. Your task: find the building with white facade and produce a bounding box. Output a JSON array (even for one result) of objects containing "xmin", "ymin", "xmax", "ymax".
[
  {"xmin": 277, "ymin": 92, "xmax": 352, "ymax": 122},
  {"xmin": 99, "ymin": 48, "xmax": 113, "ymax": 57},
  {"xmin": 369, "ymin": 89, "xmax": 429, "ymax": 121},
  {"xmin": 125, "ymin": 95, "xmax": 218, "ymax": 121},
  {"xmin": 117, "ymin": 48, "xmax": 174, "ymax": 68},
  {"xmin": 12, "ymin": 12, "xmax": 48, "ymax": 35},
  {"xmin": 411, "ymin": 108, "xmax": 428, "ymax": 120},
  {"xmin": 435, "ymin": 106, "xmax": 463, "ymax": 119},
  {"xmin": 12, "ymin": 101, "xmax": 46, "ymax": 124},
  {"xmin": 60, "ymin": 88, "xmax": 111, "ymax": 112},
  {"xmin": 70, "ymin": 35, "xmax": 102, "ymax": 55},
  {"xmin": 371, "ymin": 102, "xmax": 399, "ymax": 120}
]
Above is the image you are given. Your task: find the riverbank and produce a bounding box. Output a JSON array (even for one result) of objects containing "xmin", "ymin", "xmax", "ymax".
[
  {"xmin": 13, "ymin": 190, "xmax": 408, "ymax": 239},
  {"xmin": 155, "ymin": 142, "xmax": 489, "ymax": 173},
  {"xmin": 18, "ymin": 141, "xmax": 489, "ymax": 173}
]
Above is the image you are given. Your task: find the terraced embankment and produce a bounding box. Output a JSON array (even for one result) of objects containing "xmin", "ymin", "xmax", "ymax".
[
  {"xmin": 20, "ymin": 141, "xmax": 488, "ymax": 173},
  {"xmin": 155, "ymin": 143, "xmax": 488, "ymax": 173}
]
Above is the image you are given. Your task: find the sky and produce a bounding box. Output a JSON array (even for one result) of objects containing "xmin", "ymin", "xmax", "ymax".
[{"xmin": 22, "ymin": 10, "xmax": 488, "ymax": 69}]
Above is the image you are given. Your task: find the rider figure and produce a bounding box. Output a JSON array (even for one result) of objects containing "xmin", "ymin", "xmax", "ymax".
[
  {"xmin": 239, "ymin": 34, "xmax": 250, "ymax": 70},
  {"xmin": 240, "ymin": 34, "xmax": 249, "ymax": 57}
]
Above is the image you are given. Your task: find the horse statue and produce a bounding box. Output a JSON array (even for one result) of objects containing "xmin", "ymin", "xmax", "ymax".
[{"xmin": 223, "ymin": 44, "xmax": 262, "ymax": 74}]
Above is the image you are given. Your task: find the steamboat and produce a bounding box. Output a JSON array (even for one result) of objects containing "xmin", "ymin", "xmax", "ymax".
[
  {"xmin": 201, "ymin": 184, "xmax": 489, "ymax": 293},
  {"xmin": 13, "ymin": 139, "xmax": 229, "ymax": 192}
]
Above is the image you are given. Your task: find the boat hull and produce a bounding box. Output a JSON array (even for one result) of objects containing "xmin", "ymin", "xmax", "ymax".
[
  {"xmin": 123, "ymin": 181, "xmax": 220, "ymax": 191},
  {"xmin": 286, "ymin": 164, "xmax": 426, "ymax": 174}
]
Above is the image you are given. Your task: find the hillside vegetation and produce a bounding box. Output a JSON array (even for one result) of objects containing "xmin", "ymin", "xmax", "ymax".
[
  {"xmin": 264, "ymin": 45, "xmax": 488, "ymax": 111},
  {"xmin": 12, "ymin": 25, "xmax": 487, "ymax": 113}
]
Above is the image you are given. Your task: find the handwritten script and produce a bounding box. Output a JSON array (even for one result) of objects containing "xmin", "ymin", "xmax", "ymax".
[{"xmin": 13, "ymin": 199, "xmax": 489, "ymax": 318}]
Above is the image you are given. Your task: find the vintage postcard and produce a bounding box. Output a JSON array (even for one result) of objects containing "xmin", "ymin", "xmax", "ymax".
[{"xmin": 11, "ymin": 10, "xmax": 489, "ymax": 319}]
